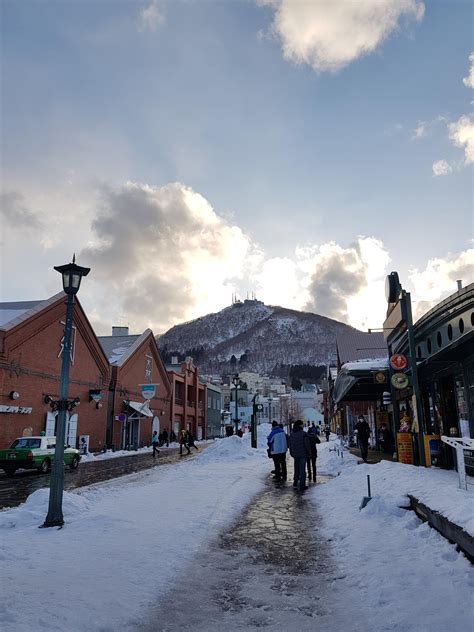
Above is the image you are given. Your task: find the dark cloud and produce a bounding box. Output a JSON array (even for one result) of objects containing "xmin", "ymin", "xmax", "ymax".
[{"xmin": 304, "ymin": 244, "xmax": 366, "ymax": 321}]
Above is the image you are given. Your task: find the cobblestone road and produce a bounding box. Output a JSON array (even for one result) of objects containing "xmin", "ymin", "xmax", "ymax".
[{"xmin": 139, "ymin": 466, "xmax": 340, "ymax": 632}]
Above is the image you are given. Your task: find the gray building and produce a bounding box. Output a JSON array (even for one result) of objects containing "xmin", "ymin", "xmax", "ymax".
[{"xmin": 206, "ymin": 383, "xmax": 223, "ymax": 438}]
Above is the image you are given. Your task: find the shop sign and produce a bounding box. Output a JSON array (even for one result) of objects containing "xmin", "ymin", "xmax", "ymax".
[
  {"xmin": 391, "ymin": 373, "xmax": 409, "ymax": 390},
  {"xmin": 373, "ymin": 371, "xmax": 387, "ymax": 384},
  {"xmin": 0, "ymin": 405, "xmax": 33, "ymax": 414},
  {"xmin": 390, "ymin": 354, "xmax": 407, "ymax": 371},
  {"xmin": 396, "ymin": 432, "xmax": 414, "ymax": 464},
  {"xmin": 140, "ymin": 383, "xmax": 158, "ymax": 400}
]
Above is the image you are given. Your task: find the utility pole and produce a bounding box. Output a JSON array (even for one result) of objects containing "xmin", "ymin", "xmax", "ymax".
[{"xmin": 404, "ymin": 291, "xmax": 425, "ymax": 466}]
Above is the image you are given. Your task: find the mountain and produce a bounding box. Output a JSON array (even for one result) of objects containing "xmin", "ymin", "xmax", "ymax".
[{"xmin": 157, "ymin": 299, "xmax": 357, "ymax": 377}]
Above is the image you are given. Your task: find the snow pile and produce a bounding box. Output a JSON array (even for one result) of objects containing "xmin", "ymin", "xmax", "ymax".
[
  {"xmin": 309, "ymin": 441, "xmax": 474, "ymax": 631},
  {"xmin": 0, "ymin": 434, "xmax": 270, "ymax": 632},
  {"xmin": 316, "ymin": 440, "xmax": 474, "ymax": 535},
  {"xmin": 80, "ymin": 442, "xmax": 183, "ymax": 461}
]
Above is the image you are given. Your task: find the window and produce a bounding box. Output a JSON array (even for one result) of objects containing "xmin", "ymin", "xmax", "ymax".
[
  {"xmin": 10, "ymin": 438, "xmax": 41, "ymax": 449},
  {"xmin": 459, "ymin": 318, "xmax": 465, "ymax": 334},
  {"xmin": 447, "ymin": 324, "xmax": 453, "ymax": 340},
  {"xmin": 437, "ymin": 331, "xmax": 442, "ymax": 348},
  {"xmin": 427, "ymin": 338, "xmax": 432, "ymax": 354}
]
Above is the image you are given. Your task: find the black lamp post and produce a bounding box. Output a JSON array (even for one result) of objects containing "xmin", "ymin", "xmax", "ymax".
[
  {"xmin": 232, "ymin": 373, "xmax": 240, "ymax": 434},
  {"xmin": 43, "ymin": 256, "xmax": 90, "ymax": 528}
]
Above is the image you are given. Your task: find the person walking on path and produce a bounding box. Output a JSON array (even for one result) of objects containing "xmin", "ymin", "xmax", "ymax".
[
  {"xmin": 306, "ymin": 431, "xmax": 321, "ymax": 483},
  {"xmin": 161, "ymin": 429, "xmax": 169, "ymax": 447},
  {"xmin": 324, "ymin": 426, "xmax": 331, "ymax": 442},
  {"xmin": 267, "ymin": 420, "xmax": 288, "ymax": 481},
  {"xmin": 151, "ymin": 430, "xmax": 160, "ymax": 459},
  {"xmin": 308, "ymin": 422, "xmax": 318, "ymax": 436},
  {"xmin": 354, "ymin": 415, "xmax": 371, "ymax": 463},
  {"xmin": 179, "ymin": 429, "xmax": 191, "ymax": 455},
  {"xmin": 187, "ymin": 430, "xmax": 199, "ymax": 451},
  {"xmin": 169, "ymin": 430, "xmax": 177, "ymax": 444},
  {"xmin": 289, "ymin": 420, "xmax": 311, "ymax": 491}
]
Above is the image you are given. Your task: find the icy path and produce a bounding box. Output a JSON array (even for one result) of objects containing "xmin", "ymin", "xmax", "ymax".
[{"xmin": 137, "ymin": 470, "xmax": 340, "ymax": 632}]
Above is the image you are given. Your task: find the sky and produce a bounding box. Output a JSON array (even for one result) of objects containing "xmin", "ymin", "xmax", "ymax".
[
  {"xmin": 1, "ymin": 0, "xmax": 473, "ymax": 336},
  {"xmin": 1, "ymin": 431, "xmax": 473, "ymax": 631}
]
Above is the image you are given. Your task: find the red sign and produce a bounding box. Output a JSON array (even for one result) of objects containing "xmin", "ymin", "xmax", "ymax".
[
  {"xmin": 396, "ymin": 432, "xmax": 414, "ymax": 465},
  {"xmin": 390, "ymin": 354, "xmax": 408, "ymax": 370}
]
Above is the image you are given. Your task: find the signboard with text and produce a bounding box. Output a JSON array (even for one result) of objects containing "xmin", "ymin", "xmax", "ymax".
[{"xmin": 396, "ymin": 432, "xmax": 414, "ymax": 465}]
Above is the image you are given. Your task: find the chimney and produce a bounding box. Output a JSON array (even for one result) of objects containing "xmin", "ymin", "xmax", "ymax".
[
  {"xmin": 456, "ymin": 280, "xmax": 462, "ymax": 291},
  {"xmin": 112, "ymin": 326, "xmax": 129, "ymax": 336}
]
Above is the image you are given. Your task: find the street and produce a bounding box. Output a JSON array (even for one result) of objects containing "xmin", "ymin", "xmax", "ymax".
[{"xmin": 0, "ymin": 447, "xmax": 197, "ymax": 509}]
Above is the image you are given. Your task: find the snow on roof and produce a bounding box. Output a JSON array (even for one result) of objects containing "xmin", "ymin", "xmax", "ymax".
[
  {"xmin": 98, "ymin": 335, "xmax": 141, "ymax": 364},
  {"xmin": 341, "ymin": 357, "xmax": 389, "ymax": 372},
  {"xmin": 0, "ymin": 301, "xmax": 45, "ymax": 327}
]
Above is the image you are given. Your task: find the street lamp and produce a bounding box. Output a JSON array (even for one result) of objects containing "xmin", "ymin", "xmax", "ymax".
[
  {"xmin": 42, "ymin": 255, "xmax": 90, "ymax": 528},
  {"xmin": 232, "ymin": 373, "xmax": 240, "ymax": 434}
]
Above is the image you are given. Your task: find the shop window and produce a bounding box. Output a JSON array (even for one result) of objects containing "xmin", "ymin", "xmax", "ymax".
[
  {"xmin": 437, "ymin": 331, "xmax": 442, "ymax": 348},
  {"xmin": 459, "ymin": 318, "xmax": 464, "ymax": 334},
  {"xmin": 447, "ymin": 324, "xmax": 453, "ymax": 340},
  {"xmin": 427, "ymin": 338, "xmax": 432, "ymax": 354}
]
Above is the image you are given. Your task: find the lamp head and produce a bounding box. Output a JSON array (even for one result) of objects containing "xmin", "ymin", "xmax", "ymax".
[{"xmin": 54, "ymin": 255, "xmax": 90, "ymax": 295}]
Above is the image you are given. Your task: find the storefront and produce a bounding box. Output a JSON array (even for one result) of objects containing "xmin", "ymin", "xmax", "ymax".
[{"xmin": 385, "ymin": 280, "xmax": 473, "ymax": 468}]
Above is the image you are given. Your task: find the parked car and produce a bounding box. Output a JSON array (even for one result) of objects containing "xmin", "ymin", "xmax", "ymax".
[{"xmin": 0, "ymin": 436, "xmax": 80, "ymax": 477}]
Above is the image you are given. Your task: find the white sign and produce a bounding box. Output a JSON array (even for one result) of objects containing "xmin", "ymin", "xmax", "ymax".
[
  {"xmin": 79, "ymin": 435, "xmax": 90, "ymax": 455},
  {"xmin": 0, "ymin": 405, "xmax": 33, "ymax": 414},
  {"xmin": 140, "ymin": 383, "xmax": 158, "ymax": 400}
]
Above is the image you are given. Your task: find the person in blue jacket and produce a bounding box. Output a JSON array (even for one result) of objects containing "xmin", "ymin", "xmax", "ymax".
[{"xmin": 267, "ymin": 420, "xmax": 288, "ymax": 481}]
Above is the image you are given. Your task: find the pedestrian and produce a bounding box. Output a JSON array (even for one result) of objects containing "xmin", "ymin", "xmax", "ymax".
[
  {"xmin": 324, "ymin": 425, "xmax": 331, "ymax": 442},
  {"xmin": 354, "ymin": 415, "xmax": 371, "ymax": 463},
  {"xmin": 236, "ymin": 428, "xmax": 243, "ymax": 438},
  {"xmin": 308, "ymin": 422, "xmax": 318, "ymax": 435},
  {"xmin": 267, "ymin": 420, "xmax": 288, "ymax": 481},
  {"xmin": 179, "ymin": 429, "xmax": 191, "ymax": 455},
  {"xmin": 162, "ymin": 429, "xmax": 169, "ymax": 447},
  {"xmin": 306, "ymin": 431, "xmax": 321, "ymax": 483},
  {"xmin": 378, "ymin": 422, "xmax": 392, "ymax": 454},
  {"xmin": 151, "ymin": 430, "xmax": 160, "ymax": 458},
  {"xmin": 289, "ymin": 420, "xmax": 311, "ymax": 491},
  {"xmin": 169, "ymin": 430, "xmax": 177, "ymax": 444},
  {"xmin": 187, "ymin": 430, "xmax": 198, "ymax": 451}
]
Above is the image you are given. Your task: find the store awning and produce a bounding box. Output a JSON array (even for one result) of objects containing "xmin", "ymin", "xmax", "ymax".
[
  {"xmin": 125, "ymin": 400, "xmax": 154, "ymax": 418},
  {"xmin": 333, "ymin": 358, "xmax": 389, "ymax": 404}
]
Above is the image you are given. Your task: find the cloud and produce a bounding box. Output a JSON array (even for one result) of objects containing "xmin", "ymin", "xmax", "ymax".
[
  {"xmin": 138, "ymin": 1, "xmax": 164, "ymax": 32},
  {"xmin": 301, "ymin": 237, "xmax": 390, "ymax": 329},
  {"xmin": 432, "ymin": 159, "xmax": 453, "ymax": 176},
  {"xmin": 80, "ymin": 182, "xmax": 254, "ymax": 334},
  {"xmin": 448, "ymin": 115, "xmax": 474, "ymax": 165},
  {"xmin": 409, "ymin": 248, "xmax": 474, "ymax": 318},
  {"xmin": 0, "ymin": 190, "xmax": 43, "ymax": 229},
  {"xmin": 463, "ymin": 52, "xmax": 474, "ymax": 89},
  {"xmin": 258, "ymin": 0, "xmax": 425, "ymax": 72},
  {"xmin": 412, "ymin": 121, "xmax": 427, "ymax": 139}
]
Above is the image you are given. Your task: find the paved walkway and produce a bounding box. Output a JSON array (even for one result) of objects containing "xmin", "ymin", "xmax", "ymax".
[{"xmin": 138, "ymin": 466, "xmax": 342, "ymax": 632}]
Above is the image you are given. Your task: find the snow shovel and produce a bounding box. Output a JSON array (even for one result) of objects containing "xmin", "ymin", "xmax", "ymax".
[{"xmin": 359, "ymin": 474, "xmax": 372, "ymax": 510}]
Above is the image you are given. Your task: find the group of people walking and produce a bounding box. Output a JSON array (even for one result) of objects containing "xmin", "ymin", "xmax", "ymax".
[
  {"xmin": 151, "ymin": 428, "xmax": 198, "ymax": 458},
  {"xmin": 267, "ymin": 420, "xmax": 321, "ymax": 491}
]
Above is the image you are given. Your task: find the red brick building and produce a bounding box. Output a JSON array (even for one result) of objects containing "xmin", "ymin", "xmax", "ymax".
[
  {"xmin": 98, "ymin": 328, "xmax": 172, "ymax": 450},
  {"xmin": 0, "ymin": 294, "xmax": 110, "ymax": 450},
  {"xmin": 167, "ymin": 357, "xmax": 207, "ymax": 439}
]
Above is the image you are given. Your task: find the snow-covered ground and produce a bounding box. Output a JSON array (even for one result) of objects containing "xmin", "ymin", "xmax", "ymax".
[
  {"xmin": 79, "ymin": 440, "xmax": 212, "ymax": 462},
  {"xmin": 1, "ymin": 430, "xmax": 472, "ymax": 631}
]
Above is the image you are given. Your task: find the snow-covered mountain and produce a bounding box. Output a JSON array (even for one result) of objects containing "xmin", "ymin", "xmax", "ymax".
[{"xmin": 157, "ymin": 299, "xmax": 357, "ymax": 376}]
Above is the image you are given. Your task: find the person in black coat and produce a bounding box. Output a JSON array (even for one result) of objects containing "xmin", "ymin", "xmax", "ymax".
[
  {"xmin": 306, "ymin": 431, "xmax": 321, "ymax": 482},
  {"xmin": 354, "ymin": 415, "xmax": 371, "ymax": 463}
]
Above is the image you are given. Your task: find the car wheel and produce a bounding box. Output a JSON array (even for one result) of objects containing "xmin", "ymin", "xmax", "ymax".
[
  {"xmin": 38, "ymin": 459, "xmax": 50, "ymax": 474},
  {"xmin": 4, "ymin": 468, "xmax": 16, "ymax": 477},
  {"xmin": 69, "ymin": 455, "xmax": 79, "ymax": 470}
]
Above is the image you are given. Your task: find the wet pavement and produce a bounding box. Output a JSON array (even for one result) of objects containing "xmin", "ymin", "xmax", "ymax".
[
  {"xmin": 138, "ymin": 466, "xmax": 339, "ymax": 632},
  {"xmin": 0, "ymin": 447, "xmax": 197, "ymax": 509}
]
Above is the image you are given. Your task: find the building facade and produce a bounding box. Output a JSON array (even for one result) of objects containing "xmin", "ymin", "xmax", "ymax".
[{"xmin": 168, "ymin": 357, "xmax": 207, "ymax": 439}]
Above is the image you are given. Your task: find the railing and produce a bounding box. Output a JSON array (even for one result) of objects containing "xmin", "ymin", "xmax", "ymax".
[{"xmin": 441, "ymin": 436, "xmax": 474, "ymax": 490}]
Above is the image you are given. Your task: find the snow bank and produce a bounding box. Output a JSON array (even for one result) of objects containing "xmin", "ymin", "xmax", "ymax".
[{"xmin": 0, "ymin": 437, "xmax": 270, "ymax": 632}]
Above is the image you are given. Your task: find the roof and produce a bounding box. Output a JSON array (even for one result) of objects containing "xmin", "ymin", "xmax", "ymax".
[
  {"xmin": 336, "ymin": 331, "xmax": 387, "ymax": 365},
  {"xmin": 0, "ymin": 296, "xmax": 62, "ymax": 329},
  {"xmin": 98, "ymin": 334, "xmax": 141, "ymax": 364}
]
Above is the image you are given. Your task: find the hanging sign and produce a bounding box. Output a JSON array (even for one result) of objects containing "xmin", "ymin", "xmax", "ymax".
[
  {"xmin": 391, "ymin": 372, "xmax": 409, "ymax": 390},
  {"xmin": 140, "ymin": 384, "xmax": 158, "ymax": 400},
  {"xmin": 373, "ymin": 371, "xmax": 388, "ymax": 384},
  {"xmin": 390, "ymin": 354, "xmax": 408, "ymax": 371}
]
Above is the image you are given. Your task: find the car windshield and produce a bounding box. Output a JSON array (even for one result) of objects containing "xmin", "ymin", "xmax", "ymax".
[{"xmin": 10, "ymin": 438, "xmax": 41, "ymax": 449}]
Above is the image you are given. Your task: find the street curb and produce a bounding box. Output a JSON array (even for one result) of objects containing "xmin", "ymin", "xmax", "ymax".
[{"xmin": 408, "ymin": 494, "xmax": 474, "ymax": 563}]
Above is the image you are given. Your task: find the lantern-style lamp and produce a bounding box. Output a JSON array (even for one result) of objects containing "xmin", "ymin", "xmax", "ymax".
[{"xmin": 54, "ymin": 254, "xmax": 90, "ymax": 295}]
